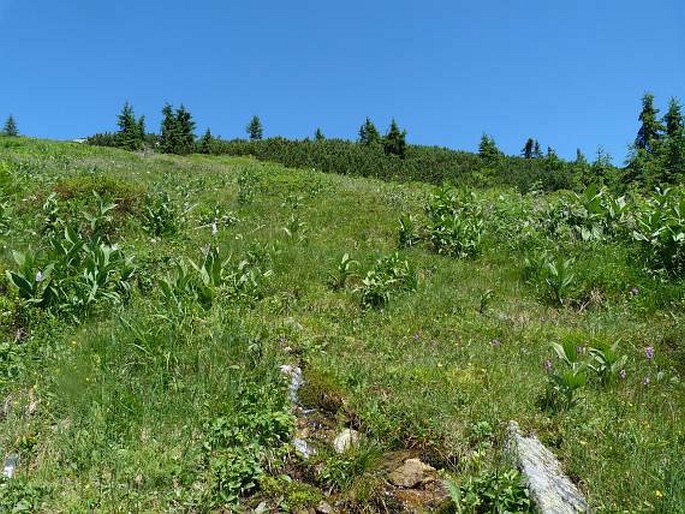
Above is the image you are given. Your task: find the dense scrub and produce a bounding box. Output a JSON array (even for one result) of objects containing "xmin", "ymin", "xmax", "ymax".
[{"xmin": 0, "ymin": 137, "xmax": 682, "ymax": 512}]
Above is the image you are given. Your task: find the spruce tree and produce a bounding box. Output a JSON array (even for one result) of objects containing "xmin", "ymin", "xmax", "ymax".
[
  {"xmin": 160, "ymin": 103, "xmax": 178, "ymax": 154},
  {"xmin": 315, "ymin": 128, "xmax": 325, "ymax": 142},
  {"xmin": 635, "ymin": 92, "xmax": 663, "ymax": 154},
  {"xmin": 175, "ymin": 105, "xmax": 196, "ymax": 155},
  {"xmin": 382, "ymin": 119, "xmax": 407, "ymax": 158},
  {"xmin": 478, "ymin": 133, "xmax": 502, "ymax": 161},
  {"xmin": 199, "ymin": 128, "xmax": 215, "ymax": 154},
  {"xmin": 522, "ymin": 138, "xmax": 535, "ymax": 159},
  {"xmin": 116, "ymin": 102, "xmax": 144, "ymax": 151},
  {"xmin": 246, "ymin": 115, "xmax": 263, "ymax": 140},
  {"xmin": 2, "ymin": 115, "xmax": 18, "ymax": 137},
  {"xmin": 358, "ymin": 117, "xmax": 381, "ymax": 145},
  {"xmin": 661, "ymin": 97, "xmax": 685, "ymax": 183},
  {"xmin": 533, "ymin": 140, "xmax": 543, "ymax": 159}
]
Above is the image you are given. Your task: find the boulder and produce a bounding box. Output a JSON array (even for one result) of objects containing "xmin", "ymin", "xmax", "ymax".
[
  {"xmin": 388, "ymin": 458, "xmax": 436, "ymax": 488},
  {"xmin": 506, "ymin": 421, "xmax": 590, "ymax": 513}
]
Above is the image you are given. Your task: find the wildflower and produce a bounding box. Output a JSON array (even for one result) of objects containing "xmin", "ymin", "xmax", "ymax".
[
  {"xmin": 630, "ymin": 287, "xmax": 639, "ymax": 296},
  {"xmin": 211, "ymin": 221, "xmax": 218, "ymax": 236},
  {"xmin": 543, "ymin": 359, "xmax": 553, "ymax": 373},
  {"xmin": 645, "ymin": 346, "xmax": 654, "ymax": 360},
  {"xmin": 655, "ymin": 490, "xmax": 663, "ymax": 499},
  {"xmin": 642, "ymin": 377, "xmax": 650, "ymax": 386},
  {"xmin": 619, "ymin": 369, "xmax": 626, "ymax": 380},
  {"xmin": 490, "ymin": 338, "xmax": 501, "ymax": 347},
  {"xmin": 35, "ymin": 270, "xmax": 43, "ymax": 282},
  {"xmin": 413, "ymin": 332, "xmax": 421, "ymax": 342}
]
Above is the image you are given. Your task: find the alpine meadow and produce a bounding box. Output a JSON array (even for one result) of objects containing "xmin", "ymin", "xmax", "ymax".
[{"xmin": 0, "ymin": 92, "xmax": 683, "ymax": 513}]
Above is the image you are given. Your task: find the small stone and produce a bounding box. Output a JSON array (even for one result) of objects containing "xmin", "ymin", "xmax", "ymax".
[
  {"xmin": 333, "ymin": 428, "xmax": 360, "ymax": 454},
  {"xmin": 315, "ymin": 501, "xmax": 333, "ymax": 514},
  {"xmin": 388, "ymin": 458, "xmax": 436, "ymax": 488}
]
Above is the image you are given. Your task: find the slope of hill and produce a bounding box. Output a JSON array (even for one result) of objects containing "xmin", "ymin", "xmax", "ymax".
[{"xmin": 0, "ymin": 138, "xmax": 682, "ymax": 512}]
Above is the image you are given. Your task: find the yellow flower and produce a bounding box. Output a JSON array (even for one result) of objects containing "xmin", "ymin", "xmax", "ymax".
[{"xmin": 655, "ymin": 490, "xmax": 663, "ymax": 499}]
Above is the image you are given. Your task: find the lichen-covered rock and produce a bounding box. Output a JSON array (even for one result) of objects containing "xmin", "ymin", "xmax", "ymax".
[
  {"xmin": 506, "ymin": 421, "xmax": 590, "ymax": 513},
  {"xmin": 388, "ymin": 458, "xmax": 436, "ymax": 488}
]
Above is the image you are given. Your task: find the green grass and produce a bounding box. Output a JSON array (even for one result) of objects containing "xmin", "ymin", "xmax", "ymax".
[{"xmin": 0, "ymin": 137, "xmax": 683, "ymax": 512}]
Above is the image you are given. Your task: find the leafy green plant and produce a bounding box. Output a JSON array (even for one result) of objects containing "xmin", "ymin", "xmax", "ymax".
[
  {"xmin": 446, "ymin": 468, "xmax": 532, "ymax": 513},
  {"xmin": 327, "ymin": 253, "xmax": 358, "ymax": 290},
  {"xmin": 524, "ymin": 251, "xmax": 577, "ymax": 306},
  {"xmin": 587, "ymin": 341, "xmax": 628, "ymax": 385},
  {"xmin": 426, "ymin": 186, "xmax": 485, "ymax": 258},
  {"xmin": 544, "ymin": 340, "xmax": 588, "ymax": 410},
  {"xmin": 142, "ymin": 190, "xmax": 184, "ymax": 237},
  {"xmin": 6, "ymin": 226, "xmax": 136, "ymax": 319},
  {"xmin": 398, "ymin": 213, "xmax": 421, "ymax": 248},
  {"xmin": 632, "ymin": 187, "xmax": 685, "ymax": 276},
  {"xmin": 160, "ymin": 246, "xmax": 273, "ymax": 309},
  {"xmin": 358, "ymin": 253, "xmax": 417, "ymax": 308}
]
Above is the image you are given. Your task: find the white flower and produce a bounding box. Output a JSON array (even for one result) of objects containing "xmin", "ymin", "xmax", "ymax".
[{"xmin": 35, "ymin": 271, "xmax": 43, "ymax": 282}]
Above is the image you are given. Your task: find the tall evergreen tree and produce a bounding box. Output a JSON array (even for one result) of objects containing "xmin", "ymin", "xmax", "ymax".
[
  {"xmin": 246, "ymin": 115, "xmax": 263, "ymax": 140},
  {"xmin": 116, "ymin": 102, "xmax": 145, "ymax": 151},
  {"xmin": 574, "ymin": 148, "xmax": 587, "ymax": 166},
  {"xmin": 314, "ymin": 128, "xmax": 325, "ymax": 142},
  {"xmin": 661, "ymin": 97, "xmax": 685, "ymax": 183},
  {"xmin": 533, "ymin": 140, "xmax": 543, "ymax": 159},
  {"xmin": 634, "ymin": 92, "xmax": 663, "ymax": 154},
  {"xmin": 2, "ymin": 115, "xmax": 18, "ymax": 137},
  {"xmin": 478, "ymin": 133, "xmax": 502, "ymax": 161},
  {"xmin": 199, "ymin": 128, "xmax": 216, "ymax": 154},
  {"xmin": 160, "ymin": 103, "xmax": 178, "ymax": 154},
  {"xmin": 521, "ymin": 138, "xmax": 535, "ymax": 159},
  {"xmin": 358, "ymin": 117, "xmax": 381, "ymax": 146},
  {"xmin": 175, "ymin": 104, "xmax": 196, "ymax": 155},
  {"xmin": 382, "ymin": 119, "xmax": 407, "ymax": 158}
]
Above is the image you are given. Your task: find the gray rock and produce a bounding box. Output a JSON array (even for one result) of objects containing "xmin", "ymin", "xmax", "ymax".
[
  {"xmin": 388, "ymin": 458, "xmax": 436, "ymax": 488},
  {"xmin": 293, "ymin": 437, "xmax": 316, "ymax": 459},
  {"xmin": 506, "ymin": 421, "xmax": 590, "ymax": 513},
  {"xmin": 3, "ymin": 453, "xmax": 19, "ymax": 478},
  {"xmin": 333, "ymin": 428, "xmax": 360, "ymax": 454}
]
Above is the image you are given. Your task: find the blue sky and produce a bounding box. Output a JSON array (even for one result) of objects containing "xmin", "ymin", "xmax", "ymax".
[{"xmin": 0, "ymin": 0, "xmax": 683, "ymax": 163}]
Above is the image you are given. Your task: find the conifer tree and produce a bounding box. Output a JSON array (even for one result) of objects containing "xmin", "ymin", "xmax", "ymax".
[
  {"xmin": 575, "ymin": 148, "xmax": 587, "ymax": 165},
  {"xmin": 533, "ymin": 140, "xmax": 543, "ymax": 159},
  {"xmin": 160, "ymin": 103, "xmax": 178, "ymax": 154},
  {"xmin": 199, "ymin": 128, "xmax": 215, "ymax": 154},
  {"xmin": 116, "ymin": 102, "xmax": 145, "ymax": 151},
  {"xmin": 478, "ymin": 133, "xmax": 502, "ymax": 161},
  {"xmin": 315, "ymin": 128, "xmax": 325, "ymax": 142},
  {"xmin": 2, "ymin": 115, "xmax": 18, "ymax": 137},
  {"xmin": 175, "ymin": 104, "xmax": 196, "ymax": 155},
  {"xmin": 635, "ymin": 92, "xmax": 663, "ymax": 154},
  {"xmin": 661, "ymin": 97, "xmax": 684, "ymax": 182},
  {"xmin": 246, "ymin": 115, "xmax": 263, "ymax": 140},
  {"xmin": 358, "ymin": 117, "xmax": 381, "ymax": 145},
  {"xmin": 522, "ymin": 138, "xmax": 535, "ymax": 159},
  {"xmin": 383, "ymin": 119, "xmax": 407, "ymax": 158}
]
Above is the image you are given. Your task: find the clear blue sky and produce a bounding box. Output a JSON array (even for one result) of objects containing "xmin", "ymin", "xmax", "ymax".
[{"xmin": 1, "ymin": 0, "xmax": 683, "ymax": 163}]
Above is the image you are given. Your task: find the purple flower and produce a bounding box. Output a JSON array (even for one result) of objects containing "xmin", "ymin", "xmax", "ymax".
[
  {"xmin": 35, "ymin": 271, "xmax": 43, "ymax": 283},
  {"xmin": 630, "ymin": 287, "xmax": 639, "ymax": 296},
  {"xmin": 642, "ymin": 377, "xmax": 650, "ymax": 386},
  {"xmin": 490, "ymin": 338, "xmax": 501, "ymax": 347},
  {"xmin": 619, "ymin": 369, "xmax": 626, "ymax": 380},
  {"xmin": 413, "ymin": 332, "xmax": 421, "ymax": 342},
  {"xmin": 645, "ymin": 346, "xmax": 654, "ymax": 360},
  {"xmin": 543, "ymin": 359, "xmax": 553, "ymax": 373}
]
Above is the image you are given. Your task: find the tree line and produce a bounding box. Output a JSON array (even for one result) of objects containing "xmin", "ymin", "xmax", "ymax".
[{"xmin": 82, "ymin": 93, "xmax": 684, "ymax": 192}]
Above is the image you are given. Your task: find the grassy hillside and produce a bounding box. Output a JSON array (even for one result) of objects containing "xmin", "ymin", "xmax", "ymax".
[{"xmin": 0, "ymin": 137, "xmax": 683, "ymax": 512}]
